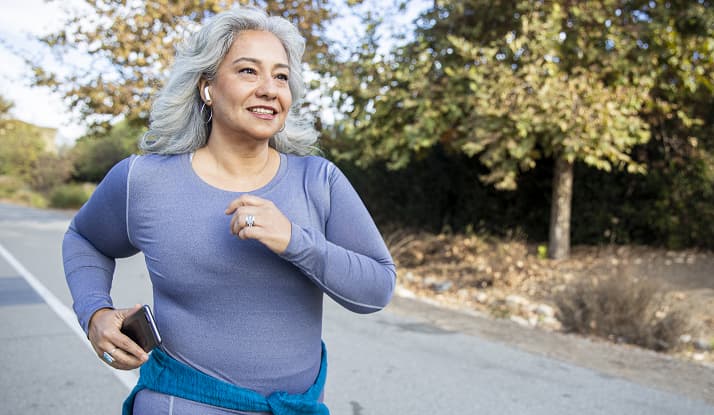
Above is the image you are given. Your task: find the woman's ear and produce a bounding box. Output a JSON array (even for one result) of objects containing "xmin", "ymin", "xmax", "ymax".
[{"xmin": 199, "ymin": 80, "xmax": 211, "ymax": 104}]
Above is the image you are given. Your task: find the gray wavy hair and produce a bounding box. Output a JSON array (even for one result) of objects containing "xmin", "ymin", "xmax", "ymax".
[{"xmin": 140, "ymin": 6, "xmax": 318, "ymax": 155}]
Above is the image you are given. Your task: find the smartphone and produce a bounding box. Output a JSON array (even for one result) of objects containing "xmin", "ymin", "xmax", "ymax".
[{"xmin": 120, "ymin": 304, "xmax": 162, "ymax": 352}]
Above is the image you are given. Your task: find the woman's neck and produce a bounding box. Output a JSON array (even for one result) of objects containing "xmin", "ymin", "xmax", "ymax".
[{"xmin": 191, "ymin": 137, "xmax": 279, "ymax": 192}]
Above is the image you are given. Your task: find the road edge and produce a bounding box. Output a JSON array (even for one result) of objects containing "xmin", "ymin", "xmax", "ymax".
[{"xmin": 387, "ymin": 292, "xmax": 714, "ymax": 405}]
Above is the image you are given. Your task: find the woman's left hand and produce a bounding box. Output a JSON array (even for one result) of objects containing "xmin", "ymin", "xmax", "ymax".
[{"xmin": 225, "ymin": 194, "xmax": 292, "ymax": 254}]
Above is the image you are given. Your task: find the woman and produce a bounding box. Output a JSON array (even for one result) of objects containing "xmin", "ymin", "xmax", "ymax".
[{"xmin": 62, "ymin": 6, "xmax": 396, "ymax": 415}]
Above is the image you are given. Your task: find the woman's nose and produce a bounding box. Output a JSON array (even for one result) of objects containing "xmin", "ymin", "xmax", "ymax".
[{"xmin": 255, "ymin": 76, "xmax": 278, "ymax": 99}]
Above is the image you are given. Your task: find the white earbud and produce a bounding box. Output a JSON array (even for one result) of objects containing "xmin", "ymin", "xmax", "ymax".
[{"xmin": 204, "ymin": 86, "xmax": 211, "ymax": 102}]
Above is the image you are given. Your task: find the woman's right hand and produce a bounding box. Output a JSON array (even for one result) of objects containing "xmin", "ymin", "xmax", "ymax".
[{"xmin": 87, "ymin": 305, "xmax": 149, "ymax": 370}]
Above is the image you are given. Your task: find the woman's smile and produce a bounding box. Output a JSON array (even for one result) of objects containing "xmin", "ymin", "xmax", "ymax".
[{"xmin": 247, "ymin": 105, "xmax": 278, "ymax": 120}]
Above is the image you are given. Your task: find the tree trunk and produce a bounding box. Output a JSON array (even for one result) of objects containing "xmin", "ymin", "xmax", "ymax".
[{"xmin": 548, "ymin": 156, "xmax": 574, "ymax": 260}]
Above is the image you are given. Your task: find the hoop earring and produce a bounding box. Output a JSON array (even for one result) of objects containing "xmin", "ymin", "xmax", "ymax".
[{"xmin": 201, "ymin": 102, "xmax": 212, "ymax": 123}]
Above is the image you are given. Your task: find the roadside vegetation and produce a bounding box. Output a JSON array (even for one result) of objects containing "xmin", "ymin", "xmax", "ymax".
[
  {"xmin": 387, "ymin": 230, "xmax": 713, "ymax": 362},
  {"xmin": 0, "ymin": 97, "xmax": 140, "ymax": 209},
  {"xmin": 554, "ymin": 273, "xmax": 690, "ymax": 352}
]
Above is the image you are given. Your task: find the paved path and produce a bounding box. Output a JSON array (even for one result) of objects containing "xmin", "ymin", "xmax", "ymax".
[{"xmin": 1, "ymin": 202, "xmax": 712, "ymax": 414}]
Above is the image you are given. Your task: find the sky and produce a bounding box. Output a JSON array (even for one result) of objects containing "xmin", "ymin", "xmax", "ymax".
[{"xmin": 0, "ymin": 0, "xmax": 430, "ymax": 147}]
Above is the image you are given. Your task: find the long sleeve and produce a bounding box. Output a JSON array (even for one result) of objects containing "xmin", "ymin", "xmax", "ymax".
[
  {"xmin": 280, "ymin": 165, "xmax": 396, "ymax": 314},
  {"xmin": 62, "ymin": 156, "xmax": 139, "ymax": 333}
]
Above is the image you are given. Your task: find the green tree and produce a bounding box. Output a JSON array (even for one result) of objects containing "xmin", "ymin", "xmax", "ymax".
[
  {"xmin": 0, "ymin": 95, "xmax": 73, "ymax": 195},
  {"xmin": 28, "ymin": 152, "xmax": 74, "ymax": 194},
  {"xmin": 330, "ymin": 0, "xmax": 713, "ymax": 258},
  {"xmin": 0, "ymin": 119, "xmax": 51, "ymax": 182},
  {"xmin": 32, "ymin": 0, "xmax": 353, "ymax": 129},
  {"xmin": 632, "ymin": 0, "xmax": 714, "ymax": 248},
  {"xmin": 70, "ymin": 120, "xmax": 145, "ymax": 182}
]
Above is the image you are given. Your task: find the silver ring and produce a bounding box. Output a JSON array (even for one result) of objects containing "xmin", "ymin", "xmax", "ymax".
[
  {"xmin": 245, "ymin": 215, "xmax": 255, "ymax": 227},
  {"xmin": 102, "ymin": 351, "xmax": 115, "ymax": 364}
]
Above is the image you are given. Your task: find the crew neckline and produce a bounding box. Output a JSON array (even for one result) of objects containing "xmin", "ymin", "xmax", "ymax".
[{"xmin": 184, "ymin": 152, "xmax": 288, "ymax": 195}]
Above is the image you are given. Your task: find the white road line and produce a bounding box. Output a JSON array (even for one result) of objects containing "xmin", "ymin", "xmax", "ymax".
[{"xmin": 0, "ymin": 242, "xmax": 137, "ymax": 389}]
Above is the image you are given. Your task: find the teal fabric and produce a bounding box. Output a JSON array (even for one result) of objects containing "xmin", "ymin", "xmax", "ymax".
[{"xmin": 122, "ymin": 342, "xmax": 329, "ymax": 415}]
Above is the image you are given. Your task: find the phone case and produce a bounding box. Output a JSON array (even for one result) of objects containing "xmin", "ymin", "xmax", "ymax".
[{"xmin": 120, "ymin": 305, "xmax": 162, "ymax": 352}]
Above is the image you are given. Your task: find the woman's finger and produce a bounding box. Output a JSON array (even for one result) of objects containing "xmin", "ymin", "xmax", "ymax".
[
  {"xmin": 224, "ymin": 195, "xmax": 290, "ymax": 253},
  {"xmin": 230, "ymin": 209, "xmax": 260, "ymax": 235},
  {"xmin": 225, "ymin": 194, "xmax": 266, "ymax": 214},
  {"xmin": 115, "ymin": 305, "xmax": 150, "ymax": 361},
  {"xmin": 106, "ymin": 345, "xmax": 146, "ymax": 369},
  {"xmin": 115, "ymin": 331, "xmax": 149, "ymax": 361},
  {"xmin": 238, "ymin": 223, "xmax": 262, "ymax": 240},
  {"xmin": 91, "ymin": 305, "xmax": 148, "ymax": 369}
]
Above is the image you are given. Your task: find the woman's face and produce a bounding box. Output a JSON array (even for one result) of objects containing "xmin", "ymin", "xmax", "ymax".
[{"xmin": 208, "ymin": 30, "xmax": 292, "ymax": 143}]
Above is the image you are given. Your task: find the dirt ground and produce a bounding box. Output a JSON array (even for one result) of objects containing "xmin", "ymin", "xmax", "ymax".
[{"xmin": 386, "ymin": 231, "xmax": 714, "ymax": 365}]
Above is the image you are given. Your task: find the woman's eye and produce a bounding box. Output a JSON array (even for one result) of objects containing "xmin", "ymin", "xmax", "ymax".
[
  {"xmin": 239, "ymin": 68, "xmax": 257, "ymax": 75},
  {"xmin": 276, "ymin": 74, "xmax": 289, "ymax": 81}
]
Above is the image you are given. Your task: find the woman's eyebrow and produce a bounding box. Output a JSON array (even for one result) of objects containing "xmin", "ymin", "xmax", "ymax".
[{"xmin": 232, "ymin": 57, "xmax": 290, "ymax": 70}]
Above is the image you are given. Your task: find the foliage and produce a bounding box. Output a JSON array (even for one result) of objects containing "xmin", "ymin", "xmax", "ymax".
[
  {"xmin": 32, "ymin": 0, "xmax": 356, "ymax": 129},
  {"xmin": 328, "ymin": 0, "xmax": 714, "ymax": 254},
  {"xmin": 1, "ymin": 96, "xmax": 72, "ymax": 192},
  {"xmin": 27, "ymin": 152, "xmax": 74, "ymax": 194},
  {"xmin": 444, "ymin": 3, "xmax": 652, "ymax": 188},
  {"xmin": 0, "ymin": 175, "xmax": 26, "ymax": 199},
  {"xmin": 49, "ymin": 183, "xmax": 95, "ymax": 209},
  {"xmin": 15, "ymin": 190, "xmax": 49, "ymax": 208},
  {"xmin": 571, "ymin": 147, "xmax": 714, "ymax": 250},
  {"xmin": 69, "ymin": 120, "xmax": 144, "ymax": 182},
  {"xmin": 341, "ymin": 146, "xmax": 714, "ymax": 250},
  {"xmin": 0, "ymin": 95, "xmax": 76, "ymax": 205},
  {"xmin": 0, "ymin": 111, "xmax": 70, "ymax": 196},
  {"xmin": 338, "ymin": 149, "xmax": 555, "ymax": 239},
  {"xmin": 330, "ymin": 1, "xmax": 662, "ymax": 183},
  {"xmin": 4, "ymin": 188, "xmax": 49, "ymax": 208},
  {"xmin": 0, "ymin": 119, "xmax": 50, "ymax": 181}
]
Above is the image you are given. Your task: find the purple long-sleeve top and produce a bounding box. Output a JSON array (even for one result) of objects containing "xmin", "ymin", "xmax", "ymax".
[{"xmin": 62, "ymin": 152, "xmax": 396, "ymax": 402}]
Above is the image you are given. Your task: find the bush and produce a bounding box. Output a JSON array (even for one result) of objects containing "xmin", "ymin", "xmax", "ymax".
[
  {"xmin": 0, "ymin": 175, "xmax": 25, "ymax": 199},
  {"xmin": 13, "ymin": 189, "xmax": 48, "ymax": 208},
  {"xmin": 0, "ymin": 176, "xmax": 48, "ymax": 207},
  {"xmin": 49, "ymin": 183, "xmax": 94, "ymax": 209},
  {"xmin": 29, "ymin": 152, "xmax": 74, "ymax": 194},
  {"xmin": 70, "ymin": 120, "xmax": 143, "ymax": 182},
  {"xmin": 554, "ymin": 275, "xmax": 691, "ymax": 351}
]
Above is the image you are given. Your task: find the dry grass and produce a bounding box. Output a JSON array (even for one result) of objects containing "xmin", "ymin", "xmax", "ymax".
[{"xmin": 554, "ymin": 274, "xmax": 691, "ymax": 351}]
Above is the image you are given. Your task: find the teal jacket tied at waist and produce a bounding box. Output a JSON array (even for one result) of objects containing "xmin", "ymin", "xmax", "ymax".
[{"xmin": 122, "ymin": 342, "xmax": 329, "ymax": 415}]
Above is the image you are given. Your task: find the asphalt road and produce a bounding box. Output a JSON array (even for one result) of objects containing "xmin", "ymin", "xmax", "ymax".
[{"xmin": 1, "ymin": 202, "xmax": 712, "ymax": 414}]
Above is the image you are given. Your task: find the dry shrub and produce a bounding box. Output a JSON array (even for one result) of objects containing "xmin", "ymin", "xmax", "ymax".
[{"xmin": 555, "ymin": 275, "xmax": 691, "ymax": 351}]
